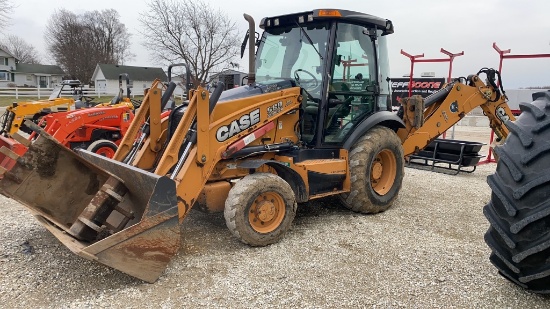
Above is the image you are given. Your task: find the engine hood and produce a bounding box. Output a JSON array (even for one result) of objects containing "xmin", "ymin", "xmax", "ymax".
[{"xmin": 218, "ymin": 79, "xmax": 297, "ymax": 102}]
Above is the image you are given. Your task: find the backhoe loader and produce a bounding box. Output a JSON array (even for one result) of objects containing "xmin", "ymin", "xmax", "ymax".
[{"xmin": 0, "ymin": 9, "xmax": 522, "ymax": 286}]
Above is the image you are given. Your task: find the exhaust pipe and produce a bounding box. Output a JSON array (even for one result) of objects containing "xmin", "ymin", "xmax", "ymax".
[{"xmin": 243, "ymin": 13, "xmax": 256, "ymax": 84}]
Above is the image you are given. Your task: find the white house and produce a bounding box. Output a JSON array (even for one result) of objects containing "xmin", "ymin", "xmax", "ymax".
[
  {"xmin": 0, "ymin": 47, "xmax": 65, "ymax": 88},
  {"xmin": 0, "ymin": 47, "xmax": 18, "ymax": 87},
  {"xmin": 13, "ymin": 63, "xmax": 65, "ymax": 88},
  {"xmin": 91, "ymin": 64, "xmax": 168, "ymax": 95}
]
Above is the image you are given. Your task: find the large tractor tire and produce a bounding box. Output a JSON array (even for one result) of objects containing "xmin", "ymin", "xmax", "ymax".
[
  {"xmin": 484, "ymin": 91, "xmax": 550, "ymax": 293},
  {"xmin": 87, "ymin": 139, "xmax": 118, "ymax": 158},
  {"xmin": 339, "ymin": 125, "xmax": 404, "ymax": 213},
  {"xmin": 224, "ymin": 173, "xmax": 297, "ymax": 246}
]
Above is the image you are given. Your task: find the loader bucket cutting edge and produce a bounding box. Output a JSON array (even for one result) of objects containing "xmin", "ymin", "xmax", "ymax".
[{"xmin": 0, "ymin": 133, "xmax": 181, "ymax": 282}]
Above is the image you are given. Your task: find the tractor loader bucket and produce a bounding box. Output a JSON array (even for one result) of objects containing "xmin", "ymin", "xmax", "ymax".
[{"xmin": 0, "ymin": 132, "xmax": 180, "ymax": 282}]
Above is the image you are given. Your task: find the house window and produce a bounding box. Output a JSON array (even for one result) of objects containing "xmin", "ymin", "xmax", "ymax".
[
  {"xmin": 26, "ymin": 75, "xmax": 32, "ymax": 81},
  {"xmin": 0, "ymin": 57, "xmax": 7, "ymax": 66},
  {"xmin": 0, "ymin": 71, "xmax": 9, "ymax": 81}
]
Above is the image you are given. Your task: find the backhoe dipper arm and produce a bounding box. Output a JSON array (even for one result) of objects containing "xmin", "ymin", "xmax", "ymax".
[{"xmin": 397, "ymin": 71, "xmax": 516, "ymax": 156}]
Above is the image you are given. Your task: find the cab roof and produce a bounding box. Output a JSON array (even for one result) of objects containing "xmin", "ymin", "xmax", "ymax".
[{"xmin": 259, "ymin": 9, "xmax": 394, "ymax": 35}]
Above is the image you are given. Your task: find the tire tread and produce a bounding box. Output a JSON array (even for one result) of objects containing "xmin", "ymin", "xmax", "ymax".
[{"xmin": 484, "ymin": 91, "xmax": 550, "ymax": 293}]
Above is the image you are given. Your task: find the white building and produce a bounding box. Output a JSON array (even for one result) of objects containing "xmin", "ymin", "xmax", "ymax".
[
  {"xmin": 0, "ymin": 47, "xmax": 17, "ymax": 87},
  {"xmin": 13, "ymin": 64, "xmax": 65, "ymax": 88},
  {"xmin": 209, "ymin": 69, "xmax": 248, "ymax": 90},
  {"xmin": 0, "ymin": 47, "xmax": 65, "ymax": 88},
  {"xmin": 91, "ymin": 64, "xmax": 167, "ymax": 95}
]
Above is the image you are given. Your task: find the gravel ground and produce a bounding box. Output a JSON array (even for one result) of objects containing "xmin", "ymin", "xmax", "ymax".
[{"xmin": 1, "ymin": 126, "xmax": 550, "ymax": 308}]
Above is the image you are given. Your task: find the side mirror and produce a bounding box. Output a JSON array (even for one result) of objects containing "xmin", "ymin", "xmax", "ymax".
[
  {"xmin": 335, "ymin": 54, "xmax": 342, "ymax": 66},
  {"xmin": 240, "ymin": 30, "xmax": 250, "ymax": 59}
]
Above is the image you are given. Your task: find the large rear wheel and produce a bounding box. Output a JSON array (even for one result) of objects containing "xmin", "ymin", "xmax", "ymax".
[
  {"xmin": 224, "ymin": 173, "xmax": 297, "ymax": 246},
  {"xmin": 484, "ymin": 91, "xmax": 550, "ymax": 293},
  {"xmin": 339, "ymin": 125, "xmax": 404, "ymax": 213}
]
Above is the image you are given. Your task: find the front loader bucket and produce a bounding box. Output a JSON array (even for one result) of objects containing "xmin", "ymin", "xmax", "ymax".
[{"xmin": 0, "ymin": 132, "xmax": 180, "ymax": 282}]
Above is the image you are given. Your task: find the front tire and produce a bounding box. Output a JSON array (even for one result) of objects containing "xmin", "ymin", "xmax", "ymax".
[
  {"xmin": 484, "ymin": 91, "xmax": 550, "ymax": 293},
  {"xmin": 339, "ymin": 125, "xmax": 404, "ymax": 213},
  {"xmin": 87, "ymin": 139, "xmax": 118, "ymax": 158},
  {"xmin": 224, "ymin": 173, "xmax": 297, "ymax": 246}
]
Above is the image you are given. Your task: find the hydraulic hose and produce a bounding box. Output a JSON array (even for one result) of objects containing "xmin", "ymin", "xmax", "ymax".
[{"xmin": 424, "ymin": 82, "xmax": 454, "ymax": 108}]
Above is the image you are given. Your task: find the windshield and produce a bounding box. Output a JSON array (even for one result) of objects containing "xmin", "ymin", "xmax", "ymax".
[{"xmin": 255, "ymin": 23, "xmax": 329, "ymax": 99}]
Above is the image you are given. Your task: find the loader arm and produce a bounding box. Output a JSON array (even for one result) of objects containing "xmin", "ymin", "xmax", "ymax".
[
  {"xmin": 154, "ymin": 86, "xmax": 303, "ymax": 219},
  {"xmin": 113, "ymin": 79, "xmax": 163, "ymax": 162},
  {"xmin": 397, "ymin": 70, "xmax": 516, "ymax": 156},
  {"xmin": 113, "ymin": 80, "xmax": 177, "ymax": 170}
]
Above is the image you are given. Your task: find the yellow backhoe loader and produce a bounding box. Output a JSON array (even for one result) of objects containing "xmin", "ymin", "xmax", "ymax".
[{"xmin": 0, "ymin": 9, "xmax": 526, "ymax": 289}]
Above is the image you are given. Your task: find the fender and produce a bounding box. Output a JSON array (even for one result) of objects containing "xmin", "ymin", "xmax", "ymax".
[
  {"xmin": 343, "ymin": 111, "xmax": 405, "ymax": 150},
  {"xmin": 238, "ymin": 159, "xmax": 308, "ymax": 203}
]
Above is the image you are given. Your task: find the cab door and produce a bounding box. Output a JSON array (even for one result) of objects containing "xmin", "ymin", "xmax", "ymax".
[{"xmin": 322, "ymin": 23, "xmax": 379, "ymax": 145}]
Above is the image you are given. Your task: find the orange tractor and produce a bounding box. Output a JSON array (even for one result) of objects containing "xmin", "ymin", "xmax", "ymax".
[
  {"xmin": 0, "ymin": 74, "xmax": 141, "ymax": 172},
  {"xmin": 30, "ymin": 103, "xmax": 135, "ymax": 157}
]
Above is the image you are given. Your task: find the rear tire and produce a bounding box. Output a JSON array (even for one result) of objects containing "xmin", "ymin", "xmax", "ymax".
[
  {"xmin": 339, "ymin": 125, "xmax": 404, "ymax": 213},
  {"xmin": 484, "ymin": 91, "xmax": 550, "ymax": 293},
  {"xmin": 87, "ymin": 139, "xmax": 118, "ymax": 158},
  {"xmin": 224, "ymin": 173, "xmax": 297, "ymax": 246}
]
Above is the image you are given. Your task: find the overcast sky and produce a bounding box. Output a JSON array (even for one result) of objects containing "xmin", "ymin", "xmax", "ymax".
[{"xmin": 5, "ymin": 0, "xmax": 550, "ymax": 88}]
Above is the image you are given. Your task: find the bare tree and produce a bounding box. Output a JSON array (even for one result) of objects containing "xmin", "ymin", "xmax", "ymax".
[
  {"xmin": 139, "ymin": 0, "xmax": 240, "ymax": 86},
  {"xmin": 0, "ymin": 0, "xmax": 13, "ymax": 31},
  {"xmin": 0, "ymin": 34, "xmax": 41, "ymax": 63},
  {"xmin": 44, "ymin": 9, "xmax": 133, "ymax": 83}
]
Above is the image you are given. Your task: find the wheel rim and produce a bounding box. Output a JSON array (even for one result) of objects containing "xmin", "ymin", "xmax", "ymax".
[
  {"xmin": 370, "ymin": 149, "xmax": 397, "ymax": 195},
  {"xmin": 94, "ymin": 146, "xmax": 116, "ymax": 158},
  {"xmin": 248, "ymin": 191, "xmax": 286, "ymax": 233}
]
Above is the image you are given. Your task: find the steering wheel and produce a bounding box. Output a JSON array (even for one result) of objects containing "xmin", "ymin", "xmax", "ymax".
[
  {"xmin": 81, "ymin": 96, "xmax": 98, "ymax": 107},
  {"xmin": 294, "ymin": 69, "xmax": 319, "ymax": 91}
]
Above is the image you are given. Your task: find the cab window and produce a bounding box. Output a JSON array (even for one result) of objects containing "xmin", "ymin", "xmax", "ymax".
[{"xmin": 324, "ymin": 23, "xmax": 377, "ymax": 144}]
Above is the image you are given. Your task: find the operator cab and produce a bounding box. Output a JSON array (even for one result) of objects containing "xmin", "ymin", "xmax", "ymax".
[{"xmin": 254, "ymin": 9, "xmax": 394, "ymax": 147}]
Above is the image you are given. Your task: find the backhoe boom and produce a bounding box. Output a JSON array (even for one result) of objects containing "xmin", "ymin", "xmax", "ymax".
[{"xmin": 398, "ymin": 70, "xmax": 516, "ymax": 156}]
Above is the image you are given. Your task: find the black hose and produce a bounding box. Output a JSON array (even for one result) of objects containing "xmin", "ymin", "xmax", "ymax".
[
  {"xmin": 424, "ymin": 82, "xmax": 454, "ymax": 108},
  {"xmin": 477, "ymin": 68, "xmax": 506, "ymax": 102},
  {"xmin": 209, "ymin": 81, "xmax": 224, "ymax": 114},
  {"xmin": 186, "ymin": 81, "xmax": 225, "ymax": 146},
  {"xmin": 166, "ymin": 103, "xmax": 188, "ymax": 140},
  {"xmin": 161, "ymin": 82, "xmax": 177, "ymax": 110}
]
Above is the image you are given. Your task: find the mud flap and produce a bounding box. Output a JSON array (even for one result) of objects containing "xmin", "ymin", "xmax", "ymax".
[{"xmin": 0, "ymin": 133, "xmax": 180, "ymax": 282}]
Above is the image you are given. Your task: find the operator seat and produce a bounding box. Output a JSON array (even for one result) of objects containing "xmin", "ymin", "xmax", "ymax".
[{"xmin": 304, "ymin": 81, "xmax": 353, "ymax": 130}]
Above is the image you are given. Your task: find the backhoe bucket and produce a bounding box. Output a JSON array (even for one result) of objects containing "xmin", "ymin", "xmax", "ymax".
[{"xmin": 0, "ymin": 132, "xmax": 180, "ymax": 282}]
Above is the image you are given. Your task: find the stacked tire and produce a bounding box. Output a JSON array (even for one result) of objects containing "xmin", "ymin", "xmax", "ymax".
[{"xmin": 484, "ymin": 91, "xmax": 550, "ymax": 293}]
